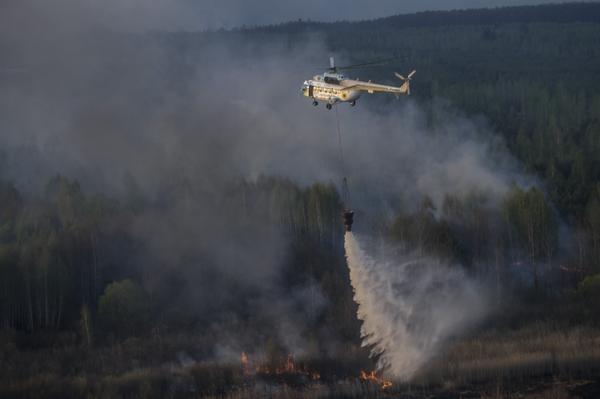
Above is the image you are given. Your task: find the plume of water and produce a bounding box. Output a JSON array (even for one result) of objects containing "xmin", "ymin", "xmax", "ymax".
[{"xmin": 344, "ymin": 232, "xmax": 486, "ymax": 380}]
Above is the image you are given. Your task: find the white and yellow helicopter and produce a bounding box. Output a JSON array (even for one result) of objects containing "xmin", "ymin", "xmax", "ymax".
[{"xmin": 301, "ymin": 57, "xmax": 416, "ymax": 109}]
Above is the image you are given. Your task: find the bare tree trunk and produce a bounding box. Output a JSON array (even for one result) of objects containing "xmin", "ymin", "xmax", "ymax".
[
  {"xmin": 495, "ymin": 244, "xmax": 502, "ymax": 305},
  {"xmin": 528, "ymin": 226, "xmax": 538, "ymax": 291},
  {"xmin": 44, "ymin": 265, "xmax": 49, "ymax": 328},
  {"xmin": 56, "ymin": 291, "xmax": 63, "ymax": 329},
  {"xmin": 91, "ymin": 231, "xmax": 99, "ymax": 298},
  {"xmin": 25, "ymin": 274, "xmax": 34, "ymax": 331}
]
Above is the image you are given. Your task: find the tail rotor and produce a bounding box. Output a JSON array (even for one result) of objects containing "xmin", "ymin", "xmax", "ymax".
[{"xmin": 394, "ymin": 70, "xmax": 416, "ymax": 95}]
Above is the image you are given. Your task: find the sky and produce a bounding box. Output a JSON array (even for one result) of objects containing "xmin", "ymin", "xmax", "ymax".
[
  {"xmin": 2, "ymin": 0, "xmax": 576, "ymax": 33},
  {"xmin": 180, "ymin": 0, "xmax": 577, "ymax": 30}
]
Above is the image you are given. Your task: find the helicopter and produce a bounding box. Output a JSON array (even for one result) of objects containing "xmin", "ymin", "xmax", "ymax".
[{"xmin": 301, "ymin": 57, "xmax": 415, "ymax": 109}]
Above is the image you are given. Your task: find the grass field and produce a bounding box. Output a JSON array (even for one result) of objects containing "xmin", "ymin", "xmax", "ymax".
[{"xmin": 2, "ymin": 323, "xmax": 600, "ymax": 398}]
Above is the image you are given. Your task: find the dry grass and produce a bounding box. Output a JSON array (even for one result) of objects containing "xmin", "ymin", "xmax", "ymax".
[
  {"xmin": 2, "ymin": 324, "xmax": 600, "ymax": 398},
  {"xmin": 418, "ymin": 324, "xmax": 600, "ymax": 386}
]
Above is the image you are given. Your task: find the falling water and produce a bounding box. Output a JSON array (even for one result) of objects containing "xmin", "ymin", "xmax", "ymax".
[{"xmin": 344, "ymin": 232, "xmax": 486, "ymax": 380}]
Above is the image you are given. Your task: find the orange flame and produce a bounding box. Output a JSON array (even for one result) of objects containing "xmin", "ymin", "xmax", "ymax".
[
  {"xmin": 240, "ymin": 352, "xmax": 320, "ymax": 380},
  {"xmin": 359, "ymin": 370, "xmax": 393, "ymax": 390},
  {"xmin": 240, "ymin": 352, "xmax": 251, "ymax": 376},
  {"xmin": 276, "ymin": 354, "xmax": 296, "ymax": 374}
]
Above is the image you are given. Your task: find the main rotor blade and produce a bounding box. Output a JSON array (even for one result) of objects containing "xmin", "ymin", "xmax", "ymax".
[
  {"xmin": 336, "ymin": 57, "xmax": 400, "ymax": 71},
  {"xmin": 329, "ymin": 56, "xmax": 335, "ymax": 69},
  {"xmin": 408, "ymin": 70, "xmax": 417, "ymax": 79}
]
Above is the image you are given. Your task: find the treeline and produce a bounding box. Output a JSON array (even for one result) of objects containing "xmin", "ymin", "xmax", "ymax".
[
  {"xmin": 2, "ymin": 173, "xmax": 598, "ymax": 341},
  {"xmin": 388, "ymin": 188, "xmax": 560, "ymax": 289},
  {"xmin": 266, "ymin": 3, "xmax": 600, "ymax": 34},
  {"xmin": 0, "ymin": 177, "xmax": 115, "ymax": 332},
  {"xmin": 373, "ymin": 2, "xmax": 600, "ymax": 27},
  {"xmin": 386, "ymin": 185, "xmax": 600, "ymax": 325},
  {"xmin": 0, "ymin": 176, "xmax": 361, "ymax": 352}
]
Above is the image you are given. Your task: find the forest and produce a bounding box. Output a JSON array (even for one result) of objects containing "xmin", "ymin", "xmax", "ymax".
[{"xmin": 1, "ymin": 2, "xmax": 600, "ymax": 398}]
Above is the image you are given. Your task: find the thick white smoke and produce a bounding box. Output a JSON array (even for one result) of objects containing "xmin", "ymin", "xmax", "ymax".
[{"xmin": 344, "ymin": 232, "xmax": 486, "ymax": 380}]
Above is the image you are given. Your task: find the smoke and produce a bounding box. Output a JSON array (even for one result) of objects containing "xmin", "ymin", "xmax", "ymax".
[
  {"xmin": 0, "ymin": 0, "xmax": 532, "ymax": 206},
  {"xmin": 345, "ymin": 232, "xmax": 486, "ymax": 380},
  {"xmin": 0, "ymin": 0, "xmax": 536, "ymax": 361}
]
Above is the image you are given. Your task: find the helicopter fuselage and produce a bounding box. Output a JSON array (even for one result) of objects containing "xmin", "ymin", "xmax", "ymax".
[
  {"xmin": 302, "ymin": 73, "xmax": 361, "ymax": 106},
  {"xmin": 301, "ymin": 71, "xmax": 411, "ymax": 109}
]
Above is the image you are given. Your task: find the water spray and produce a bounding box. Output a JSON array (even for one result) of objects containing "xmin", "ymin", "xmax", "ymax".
[{"xmin": 344, "ymin": 232, "xmax": 486, "ymax": 380}]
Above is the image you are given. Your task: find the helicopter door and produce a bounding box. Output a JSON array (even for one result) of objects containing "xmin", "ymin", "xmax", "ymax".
[{"xmin": 308, "ymin": 85, "xmax": 314, "ymax": 97}]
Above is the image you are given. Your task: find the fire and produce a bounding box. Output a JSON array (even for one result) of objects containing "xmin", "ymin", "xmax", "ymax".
[
  {"xmin": 240, "ymin": 352, "xmax": 320, "ymax": 380},
  {"xmin": 276, "ymin": 354, "xmax": 296, "ymax": 374},
  {"xmin": 240, "ymin": 352, "xmax": 251, "ymax": 376},
  {"xmin": 359, "ymin": 370, "xmax": 393, "ymax": 390}
]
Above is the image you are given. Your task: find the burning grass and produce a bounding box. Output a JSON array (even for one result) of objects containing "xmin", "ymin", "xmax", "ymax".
[
  {"xmin": 0, "ymin": 333, "xmax": 385, "ymax": 398},
  {"xmin": 359, "ymin": 370, "xmax": 393, "ymax": 390},
  {"xmin": 240, "ymin": 352, "xmax": 321, "ymax": 386},
  {"xmin": 2, "ymin": 323, "xmax": 600, "ymax": 398}
]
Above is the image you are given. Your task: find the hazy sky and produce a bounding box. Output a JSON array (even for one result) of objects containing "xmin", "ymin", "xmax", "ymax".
[
  {"xmin": 181, "ymin": 0, "xmax": 577, "ymax": 29},
  {"xmin": 7, "ymin": 0, "xmax": 576, "ymax": 32}
]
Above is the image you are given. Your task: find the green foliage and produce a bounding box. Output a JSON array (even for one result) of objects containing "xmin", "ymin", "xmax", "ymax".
[
  {"xmin": 503, "ymin": 187, "xmax": 557, "ymax": 257},
  {"xmin": 0, "ymin": 173, "xmax": 360, "ymax": 357},
  {"xmin": 502, "ymin": 187, "xmax": 557, "ymax": 288},
  {"xmin": 578, "ymin": 274, "xmax": 600, "ymax": 301},
  {"xmin": 389, "ymin": 196, "xmax": 461, "ymax": 262},
  {"xmin": 0, "ymin": 175, "xmax": 116, "ymax": 332},
  {"xmin": 98, "ymin": 279, "xmax": 151, "ymax": 336}
]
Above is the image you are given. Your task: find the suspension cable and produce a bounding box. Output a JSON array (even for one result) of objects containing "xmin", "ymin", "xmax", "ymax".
[{"xmin": 334, "ymin": 106, "xmax": 350, "ymax": 205}]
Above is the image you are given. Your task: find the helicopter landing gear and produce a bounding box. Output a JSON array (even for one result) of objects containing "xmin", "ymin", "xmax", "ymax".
[
  {"xmin": 350, "ymin": 100, "xmax": 356, "ymax": 107},
  {"xmin": 312, "ymin": 100, "xmax": 318, "ymax": 106},
  {"xmin": 326, "ymin": 103, "xmax": 332, "ymax": 110}
]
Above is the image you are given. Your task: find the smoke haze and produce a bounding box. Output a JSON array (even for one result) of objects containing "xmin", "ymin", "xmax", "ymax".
[{"xmin": 1, "ymin": 0, "xmax": 535, "ymax": 365}]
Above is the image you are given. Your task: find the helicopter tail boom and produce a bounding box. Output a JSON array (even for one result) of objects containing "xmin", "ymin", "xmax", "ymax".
[{"xmin": 398, "ymin": 79, "xmax": 410, "ymax": 96}]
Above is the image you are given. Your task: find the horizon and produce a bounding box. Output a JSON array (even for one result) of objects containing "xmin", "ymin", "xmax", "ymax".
[{"xmin": 2, "ymin": 0, "xmax": 583, "ymax": 34}]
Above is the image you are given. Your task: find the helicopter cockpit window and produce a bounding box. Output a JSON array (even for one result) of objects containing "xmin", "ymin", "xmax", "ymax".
[{"xmin": 324, "ymin": 76, "xmax": 340, "ymax": 84}]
